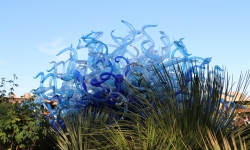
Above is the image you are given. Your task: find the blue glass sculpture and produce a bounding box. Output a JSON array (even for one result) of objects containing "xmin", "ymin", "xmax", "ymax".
[{"xmin": 31, "ymin": 20, "xmax": 240, "ymax": 128}]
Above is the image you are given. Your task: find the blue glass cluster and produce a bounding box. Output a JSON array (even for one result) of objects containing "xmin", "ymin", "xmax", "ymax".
[{"xmin": 31, "ymin": 20, "xmax": 241, "ymax": 127}]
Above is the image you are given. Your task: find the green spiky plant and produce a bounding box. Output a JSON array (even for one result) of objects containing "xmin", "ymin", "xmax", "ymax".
[
  {"xmin": 47, "ymin": 107, "xmax": 115, "ymax": 150},
  {"xmin": 49, "ymin": 62, "xmax": 250, "ymax": 149}
]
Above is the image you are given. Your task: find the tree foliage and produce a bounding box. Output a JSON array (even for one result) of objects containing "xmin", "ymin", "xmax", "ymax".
[{"xmin": 0, "ymin": 100, "xmax": 54, "ymax": 149}]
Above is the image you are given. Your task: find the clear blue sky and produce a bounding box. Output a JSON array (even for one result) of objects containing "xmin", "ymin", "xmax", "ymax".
[{"xmin": 1, "ymin": 1, "xmax": 250, "ymax": 96}]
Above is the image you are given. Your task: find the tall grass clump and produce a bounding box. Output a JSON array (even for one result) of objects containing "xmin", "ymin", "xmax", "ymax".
[{"xmin": 48, "ymin": 62, "xmax": 250, "ymax": 149}]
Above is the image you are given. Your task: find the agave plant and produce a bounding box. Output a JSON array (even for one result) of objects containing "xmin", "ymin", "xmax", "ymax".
[{"xmin": 49, "ymin": 62, "xmax": 250, "ymax": 149}]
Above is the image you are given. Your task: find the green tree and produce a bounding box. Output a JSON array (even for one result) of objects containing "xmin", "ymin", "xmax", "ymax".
[
  {"xmin": 0, "ymin": 74, "xmax": 19, "ymax": 102},
  {"xmin": 0, "ymin": 100, "xmax": 55, "ymax": 149}
]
